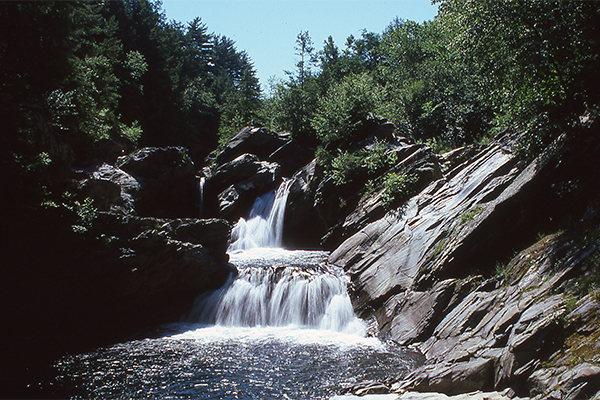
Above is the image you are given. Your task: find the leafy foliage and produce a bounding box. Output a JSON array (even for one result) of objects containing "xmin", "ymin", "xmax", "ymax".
[
  {"xmin": 381, "ymin": 173, "xmax": 419, "ymax": 207},
  {"xmin": 312, "ymin": 73, "xmax": 389, "ymax": 145}
]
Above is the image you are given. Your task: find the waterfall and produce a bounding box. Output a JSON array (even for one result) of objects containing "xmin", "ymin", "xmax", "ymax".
[
  {"xmin": 228, "ymin": 179, "xmax": 291, "ymax": 252},
  {"xmin": 187, "ymin": 262, "xmax": 364, "ymax": 334},
  {"xmin": 198, "ymin": 176, "xmax": 206, "ymax": 219},
  {"xmin": 187, "ymin": 180, "xmax": 365, "ymax": 336}
]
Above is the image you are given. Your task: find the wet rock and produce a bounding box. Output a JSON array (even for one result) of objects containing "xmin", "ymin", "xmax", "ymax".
[
  {"xmin": 283, "ymin": 160, "xmax": 328, "ymax": 248},
  {"xmin": 211, "ymin": 156, "xmax": 281, "ymax": 221},
  {"xmin": 344, "ymin": 381, "xmax": 391, "ymax": 396}
]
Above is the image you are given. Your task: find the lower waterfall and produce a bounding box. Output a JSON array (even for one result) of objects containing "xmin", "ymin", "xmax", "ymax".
[{"xmin": 187, "ymin": 251, "xmax": 365, "ymax": 335}]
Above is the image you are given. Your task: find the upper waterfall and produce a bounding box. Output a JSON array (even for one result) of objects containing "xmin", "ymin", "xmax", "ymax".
[{"xmin": 228, "ymin": 179, "xmax": 291, "ymax": 252}]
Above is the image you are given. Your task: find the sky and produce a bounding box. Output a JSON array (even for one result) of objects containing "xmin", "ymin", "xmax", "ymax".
[{"xmin": 160, "ymin": 0, "xmax": 439, "ymax": 91}]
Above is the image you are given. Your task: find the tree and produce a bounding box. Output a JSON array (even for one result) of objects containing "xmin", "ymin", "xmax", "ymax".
[
  {"xmin": 293, "ymin": 31, "xmax": 318, "ymax": 90},
  {"xmin": 435, "ymin": 0, "xmax": 600, "ymax": 122}
]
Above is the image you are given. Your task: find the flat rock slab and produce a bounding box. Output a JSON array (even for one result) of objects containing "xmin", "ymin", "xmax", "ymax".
[{"xmin": 331, "ymin": 390, "xmax": 521, "ymax": 400}]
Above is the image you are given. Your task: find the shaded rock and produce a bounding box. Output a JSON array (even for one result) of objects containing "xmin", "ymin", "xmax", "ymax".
[
  {"xmin": 116, "ymin": 146, "xmax": 194, "ymax": 180},
  {"xmin": 115, "ymin": 147, "xmax": 198, "ymax": 218},
  {"xmin": 210, "ymin": 156, "xmax": 281, "ymax": 221},
  {"xmin": 268, "ymin": 138, "xmax": 315, "ymax": 177},
  {"xmin": 85, "ymin": 162, "xmax": 140, "ymax": 215},
  {"xmin": 159, "ymin": 218, "xmax": 232, "ymax": 262},
  {"xmin": 95, "ymin": 131, "xmax": 136, "ymax": 163},
  {"xmin": 208, "ymin": 153, "xmax": 261, "ymax": 191},
  {"xmin": 283, "ymin": 160, "xmax": 328, "ymax": 248},
  {"xmin": 80, "ymin": 177, "xmax": 122, "ymax": 212},
  {"xmin": 215, "ymin": 126, "xmax": 288, "ymax": 165},
  {"xmin": 218, "ymin": 185, "xmax": 241, "ymax": 220},
  {"xmin": 529, "ymin": 363, "xmax": 600, "ymax": 400}
]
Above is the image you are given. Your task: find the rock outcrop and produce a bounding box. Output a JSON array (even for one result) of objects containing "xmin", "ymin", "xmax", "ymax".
[{"xmin": 329, "ymin": 125, "xmax": 600, "ymax": 399}]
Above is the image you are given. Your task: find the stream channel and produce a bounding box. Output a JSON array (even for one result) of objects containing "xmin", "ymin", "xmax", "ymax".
[{"xmin": 47, "ymin": 182, "xmax": 422, "ymax": 399}]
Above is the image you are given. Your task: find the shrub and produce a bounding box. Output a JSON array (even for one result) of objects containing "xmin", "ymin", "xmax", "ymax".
[
  {"xmin": 312, "ymin": 72, "xmax": 390, "ymax": 145},
  {"xmin": 381, "ymin": 172, "xmax": 418, "ymax": 207}
]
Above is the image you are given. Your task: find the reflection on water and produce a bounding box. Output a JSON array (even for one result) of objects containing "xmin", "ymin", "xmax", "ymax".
[
  {"xmin": 52, "ymin": 325, "xmax": 421, "ymax": 399},
  {"xmin": 47, "ymin": 249, "xmax": 422, "ymax": 399}
]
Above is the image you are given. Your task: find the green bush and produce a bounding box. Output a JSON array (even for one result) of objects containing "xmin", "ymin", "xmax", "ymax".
[
  {"xmin": 381, "ymin": 172, "xmax": 419, "ymax": 207},
  {"xmin": 312, "ymin": 73, "xmax": 390, "ymax": 145}
]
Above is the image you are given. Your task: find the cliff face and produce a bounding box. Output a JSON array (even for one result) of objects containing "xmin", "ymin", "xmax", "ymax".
[{"xmin": 327, "ymin": 116, "xmax": 600, "ymax": 398}]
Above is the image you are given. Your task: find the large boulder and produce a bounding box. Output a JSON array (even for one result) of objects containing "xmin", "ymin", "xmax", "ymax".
[
  {"xmin": 80, "ymin": 162, "xmax": 140, "ymax": 215},
  {"xmin": 215, "ymin": 126, "xmax": 288, "ymax": 165},
  {"xmin": 283, "ymin": 160, "xmax": 328, "ymax": 249},
  {"xmin": 204, "ymin": 153, "xmax": 281, "ymax": 221},
  {"xmin": 115, "ymin": 147, "xmax": 198, "ymax": 218}
]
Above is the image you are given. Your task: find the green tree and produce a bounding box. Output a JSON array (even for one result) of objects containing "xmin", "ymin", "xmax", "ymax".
[
  {"xmin": 312, "ymin": 72, "xmax": 389, "ymax": 145},
  {"xmin": 435, "ymin": 0, "xmax": 600, "ymax": 130}
]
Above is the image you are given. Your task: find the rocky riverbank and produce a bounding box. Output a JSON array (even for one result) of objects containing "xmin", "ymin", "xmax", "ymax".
[{"xmin": 325, "ymin": 116, "xmax": 600, "ymax": 397}]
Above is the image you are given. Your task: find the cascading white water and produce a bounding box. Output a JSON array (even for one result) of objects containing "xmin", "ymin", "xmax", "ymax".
[
  {"xmin": 198, "ymin": 176, "xmax": 206, "ymax": 218},
  {"xmin": 188, "ymin": 261, "xmax": 364, "ymax": 335},
  {"xmin": 228, "ymin": 179, "xmax": 291, "ymax": 252},
  {"xmin": 188, "ymin": 179, "xmax": 366, "ymax": 335},
  {"xmin": 50, "ymin": 182, "xmax": 422, "ymax": 400}
]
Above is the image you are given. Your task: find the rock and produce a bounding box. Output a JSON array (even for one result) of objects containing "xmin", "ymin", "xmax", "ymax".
[
  {"xmin": 160, "ymin": 218, "xmax": 232, "ymax": 262},
  {"xmin": 95, "ymin": 131, "xmax": 136, "ymax": 163},
  {"xmin": 80, "ymin": 177, "xmax": 123, "ymax": 212},
  {"xmin": 215, "ymin": 126, "xmax": 288, "ymax": 165},
  {"xmin": 283, "ymin": 160, "xmax": 328, "ymax": 248},
  {"xmin": 398, "ymin": 358, "xmax": 495, "ymax": 395},
  {"xmin": 437, "ymin": 145, "xmax": 481, "ymax": 176},
  {"xmin": 377, "ymin": 279, "xmax": 456, "ymax": 345},
  {"xmin": 115, "ymin": 147, "xmax": 198, "ymax": 218},
  {"xmin": 208, "ymin": 153, "xmax": 262, "ymax": 190},
  {"xmin": 208, "ymin": 155, "xmax": 281, "ymax": 221},
  {"xmin": 85, "ymin": 162, "xmax": 141, "ymax": 215},
  {"xmin": 495, "ymin": 294, "xmax": 566, "ymax": 389},
  {"xmin": 345, "ymin": 381, "xmax": 391, "ymax": 396},
  {"xmin": 268, "ymin": 139, "xmax": 315, "ymax": 177},
  {"xmin": 329, "ymin": 132, "xmax": 566, "ymax": 313},
  {"xmin": 323, "ymin": 143, "xmax": 443, "ymax": 248},
  {"xmin": 116, "ymin": 146, "xmax": 194, "ymax": 180},
  {"xmin": 528, "ymin": 363, "xmax": 600, "ymax": 399}
]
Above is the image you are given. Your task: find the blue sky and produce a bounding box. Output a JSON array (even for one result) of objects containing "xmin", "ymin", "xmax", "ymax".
[{"xmin": 160, "ymin": 0, "xmax": 439, "ymax": 91}]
